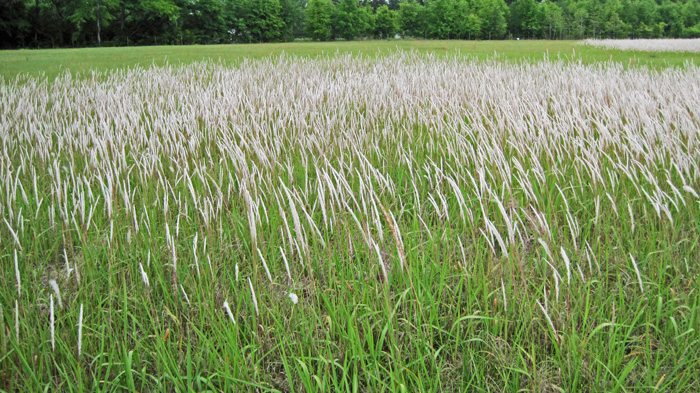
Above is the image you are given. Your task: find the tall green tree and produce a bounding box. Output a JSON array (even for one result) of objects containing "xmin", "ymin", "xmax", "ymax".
[
  {"xmin": 0, "ymin": 0, "xmax": 29, "ymax": 48},
  {"xmin": 605, "ymin": 11, "xmax": 627, "ymax": 38},
  {"xmin": 542, "ymin": 1, "xmax": 564, "ymax": 39},
  {"xmin": 374, "ymin": 4, "xmax": 398, "ymax": 38},
  {"xmin": 334, "ymin": 0, "xmax": 361, "ymax": 39},
  {"xmin": 511, "ymin": 0, "xmax": 542, "ymax": 38},
  {"xmin": 398, "ymin": 0, "xmax": 425, "ymax": 37},
  {"xmin": 452, "ymin": 0, "xmax": 470, "ymax": 38},
  {"xmin": 427, "ymin": 0, "xmax": 457, "ymax": 39},
  {"xmin": 357, "ymin": 4, "xmax": 377, "ymax": 36},
  {"xmin": 636, "ymin": 0, "xmax": 659, "ymax": 37},
  {"xmin": 478, "ymin": 0, "xmax": 508, "ymax": 39},
  {"xmin": 181, "ymin": 0, "xmax": 226, "ymax": 44},
  {"xmin": 369, "ymin": 0, "xmax": 387, "ymax": 10},
  {"xmin": 587, "ymin": 0, "xmax": 604, "ymax": 38},
  {"xmin": 464, "ymin": 12, "xmax": 483, "ymax": 39},
  {"xmin": 572, "ymin": 5, "xmax": 588, "ymax": 38},
  {"xmin": 388, "ymin": 0, "xmax": 402, "ymax": 10},
  {"xmin": 659, "ymin": 0, "xmax": 682, "ymax": 37},
  {"xmin": 224, "ymin": 0, "xmax": 249, "ymax": 42},
  {"xmin": 70, "ymin": 0, "xmax": 119, "ymax": 46},
  {"xmin": 306, "ymin": 0, "xmax": 334, "ymax": 40},
  {"xmin": 279, "ymin": 0, "xmax": 305, "ymax": 40},
  {"xmin": 129, "ymin": 0, "xmax": 180, "ymax": 45},
  {"xmin": 682, "ymin": 0, "xmax": 700, "ymax": 38},
  {"xmin": 245, "ymin": 0, "xmax": 287, "ymax": 42}
]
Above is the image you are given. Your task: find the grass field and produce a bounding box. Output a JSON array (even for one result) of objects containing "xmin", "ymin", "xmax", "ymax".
[
  {"xmin": 1, "ymin": 42, "xmax": 699, "ymax": 392},
  {"xmin": 2, "ymin": 39, "xmax": 700, "ymax": 81}
]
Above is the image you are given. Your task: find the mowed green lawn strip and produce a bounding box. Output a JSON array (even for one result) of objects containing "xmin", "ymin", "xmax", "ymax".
[{"xmin": 1, "ymin": 39, "xmax": 698, "ymax": 81}]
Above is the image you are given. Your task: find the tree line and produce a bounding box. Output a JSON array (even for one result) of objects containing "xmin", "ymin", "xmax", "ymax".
[{"xmin": 2, "ymin": 0, "xmax": 699, "ymax": 48}]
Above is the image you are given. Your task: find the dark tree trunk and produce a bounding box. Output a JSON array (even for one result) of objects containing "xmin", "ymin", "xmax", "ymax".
[{"xmin": 121, "ymin": 2, "xmax": 126, "ymax": 34}]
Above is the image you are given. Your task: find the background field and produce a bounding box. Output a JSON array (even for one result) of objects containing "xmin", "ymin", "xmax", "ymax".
[
  {"xmin": 2, "ymin": 40, "xmax": 700, "ymax": 81},
  {"xmin": 1, "ymin": 42, "xmax": 699, "ymax": 392}
]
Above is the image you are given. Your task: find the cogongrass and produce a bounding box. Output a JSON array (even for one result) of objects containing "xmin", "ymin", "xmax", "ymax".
[
  {"xmin": 584, "ymin": 38, "xmax": 700, "ymax": 53},
  {"xmin": 1, "ymin": 51, "xmax": 699, "ymax": 391}
]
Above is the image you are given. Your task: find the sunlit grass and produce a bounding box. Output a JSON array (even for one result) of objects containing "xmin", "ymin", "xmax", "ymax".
[
  {"xmin": 1, "ymin": 51, "xmax": 699, "ymax": 391},
  {"xmin": 2, "ymin": 39, "xmax": 700, "ymax": 81}
]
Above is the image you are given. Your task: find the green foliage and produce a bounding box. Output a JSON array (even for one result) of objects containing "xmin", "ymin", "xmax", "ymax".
[
  {"xmin": 181, "ymin": 0, "xmax": 227, "ymax": 44},
  {"xmin": 279, "ymin": 0, "xmax": 306, "ymax": 40},
  {"xmin": 464, "ymin": 12, "xmax": 483, "ymax": 39},
  {"xmin": 542, "ymin": 2, "xmax": 564, "ymax": 39},
  {"xmin": 682, "ymin": 0, "xmax": 700, "ymax": 37},
  {"xmin": 427, "ymin": 0, "xmax": 457, "ymax": 39},
  {"xmin": 224, "ymin": 0, "xmax": 289, "ymax": 43},
  {"xmin": 2, "ymin": 0, "xmax": 700, "ymax": 47},
  {"xmin": 306, "ymin": 0, "xmax": 334, "ymax": 40},
  {"xmin": 659, "ymin": 0, "xmax": 683, "ymax": 38},
  {"xmin": 357, "ymin": 5, "xmax": 377, "ymax": 37},
  {"xmin": 605, "ymin": 11, "xmax": 628, "ymax": 39},
  {"xmin": 141, "ymin": 0, "xmax": 179, "ymax": 20},
  {"xmin": 509, "ymin": 0, "xmax": 542, "ymax": 38},
  {"xmin": 478, "ymin": 0, "xmax": 508, "ymax": 39},
  {"xmin": 452, "ymin": 0, "xmax": 476, "ymax": 39},
  {"xmin": 333, "ymin": 0, "xmax": 361, "ymax": 40},
  {"xmin": 374, "ymin": 5, "xmax": 398, "ymax": 38},
  {"xmin": 68, "ymin": 0, "xmax": 119, "ymax": 45},
  {"xmin": 247, "ymin": 0, "xmax": 287, "ymax": 43},
  {"xmin": 398, "ymin": 0, "xmax": 426, "ymax": 38},
  {"xmin": 0, "ymin": 0, "xmax": 30, "ymax": 48}
]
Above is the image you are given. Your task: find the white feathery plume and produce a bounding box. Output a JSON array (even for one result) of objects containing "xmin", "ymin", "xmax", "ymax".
[
  {"xmin": 223, "ymin": 301, "xmax": 236, "ymax": 325},
  {"xmin": 501, "ymin": 279, "xmax": 507, "ymax": 313},
  {"xmin": 560, "ymin": 247, "xmax": 571, "ymax": 285},
  {"xmin": 63, "ymin": 249, "xmax": 73, "ymax": 280},
  {"xmin": 629, "ymin": 254, "xmax": 644, "ymax": 294},
  {"xmin": 15, "ymin": 300, "xmax": 19, "ymax": 344},
  {"xmin": 257, "ymin": 248, "xmax": 273, "ymax": 283},
  {"xmin": 50, "ymin": 295, "xmax": 55, "ymax": 352},
  {"xmin": 49, "ymin": 280, "xmax": 62, "ymax": 308},
  {"xmin": 373, "ymin": 240, "xmax": 388, "ymax": 284},
  {"xmin": 683, "ymin": 185, "xmax": 698, "ymax": 199},
  {"xmin": 536, "ymin": 300, "xmax": 557, "ymax": 341},
  {"xmin": 139, "ymin": 263, "xmax": 150, "ymax": 288},
  {"xmin": 3, "ymin": 218, "xmax": 22, "ymax": 251},
  {"xmin": 280, "ymin": 247, "xmax": 292, "ymax": 282},
  {"xmin": 180, "ymin": 285, "xmax": 190, "ymax": 305},
  {"xmin": 288, "ymin": 293, "xmax": 298, "ymax": 305},
  {"xmin": 628, "ymin": 203, "xmax": 635, "ymax": 235},
  {"xmin": 14, "ymin": 249, "xmax": 20, "ymax": 298},
  {"xmin": 248, "ymin": 278, "xmax": 259, "ymax": 317},
  {"xmin": 78, "ymin": 304, "xmax": 84, "ymax": 358},
  {"xmin": 537, "ymin": 238, "xmax": 553, "ymax": 260},
  {"xmin": 193, "ymin": 233, "xmax": 200, "ymax": 278}
]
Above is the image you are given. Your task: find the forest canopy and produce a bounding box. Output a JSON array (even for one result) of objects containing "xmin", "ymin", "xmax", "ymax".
[{"xmin": 2, "ymin": 0, "xmax": 699, "ymax": 48}]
